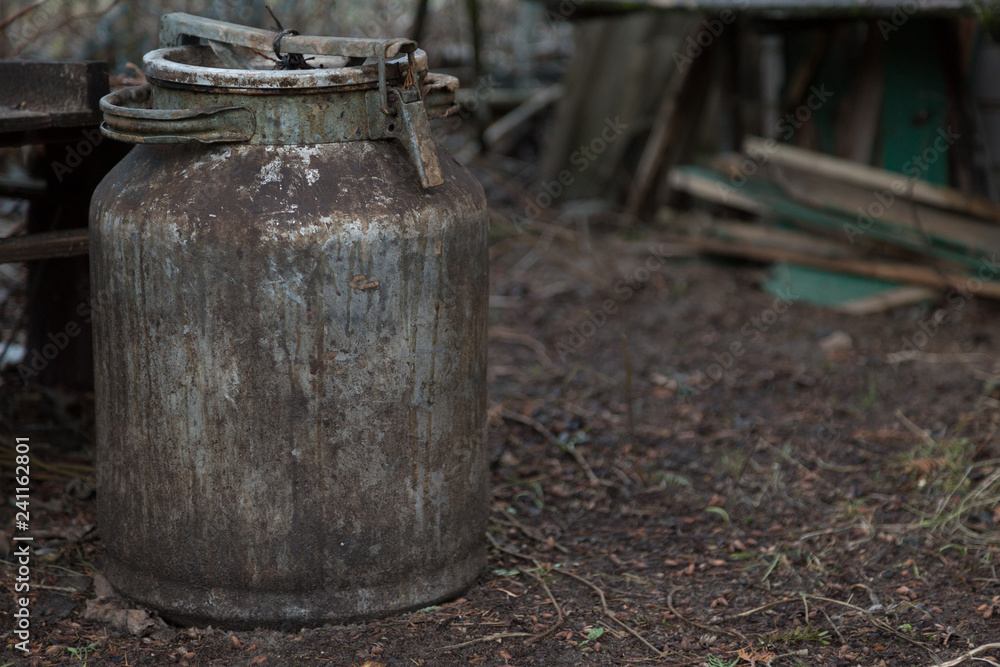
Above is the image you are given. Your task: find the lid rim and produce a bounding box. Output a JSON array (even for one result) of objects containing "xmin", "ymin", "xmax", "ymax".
[{"xmin": 142, "ymin": 45, "xmax": 426, "ymax": 91}]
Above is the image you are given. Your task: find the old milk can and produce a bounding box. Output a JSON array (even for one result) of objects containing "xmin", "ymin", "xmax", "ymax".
[{"xmin": 90, "ymin": 13, "xmax": 488, "ymax": 628}]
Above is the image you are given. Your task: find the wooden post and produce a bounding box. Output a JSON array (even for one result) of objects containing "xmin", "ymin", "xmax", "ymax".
[{"xmin": 0, "ymin": 61, "xmax": 129, "ymax": 388}]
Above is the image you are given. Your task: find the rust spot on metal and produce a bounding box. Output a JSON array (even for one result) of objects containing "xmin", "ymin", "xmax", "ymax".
[{"xmin": 349, "ymin": 274, "xmax": 380, "ymax": 291}]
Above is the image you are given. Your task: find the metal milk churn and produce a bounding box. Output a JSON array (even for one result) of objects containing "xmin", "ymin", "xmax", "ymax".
[{"xmin": 89, "ymin": 13, "xmax": 488, "ymax": 628}]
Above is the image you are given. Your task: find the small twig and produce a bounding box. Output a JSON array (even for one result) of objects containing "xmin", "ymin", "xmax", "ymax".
[
  {"xmin": 799, "ymin": 524, "xmax": 862, "ymax": 541},
  {"xmin": 438, "ymin": 632, "xmax": 535, "ymax": 651},
  {"xmin": 558, "ymin": 568, "xmax": 667, "ymax": 657},
  {"xmin": 0, "ymin": 445, "xmax": 95, "ymax": 479},
  {"xmin": 488, "ymin": 534, "xmax": 665, "ymax": 658},
  {"xmin": 485, "ymin": 534, "xmax": 565, "ymax": 645},
  {"xmin": 489, "ymin": 327, "xmax": 558, "ymax": 371},
  {"xmin": 732, "ymin": 597, "xmax": 797, "ymax": 618},
  {"xmin": 896, "ymin": 409, "xmax": 937, "ymax": 449},
  {"xmin": 490, "ymin": 510, "xmax": 570, "ymax": 554},
  {"xmin": 885, "ymin": 350, "xmax": 992, "ymax": 366},
  {"xmin": 522, "ymin": 569, "xmax": 564, "ymax": 644},
  {"xmin": 620, "ymin": 334, "xmax": 647, "ymax": 486},
  {"xmin": 819, "ymin": 607, "xmax": 845, "ymax": 645},
  {"xmin": 501, "ymin": 409, "xmax": 601, "ymax": 485},
  {"xmin": 30, "ymin": 584, "xmax": 86, "ymax": 593},
  {"xmin": 807, "ymin": 595, "xmax": 935, "ymax": 654},
  {"xmin": 929, "ymin": 644, "xmax": 1000, "ymax": 667},
  {"xmin": 758, "ymin": 438, "xmax": 829, "ymax": 486},
  {"xmin": 849, "ymin": 582, "xmax": 882, "ymax": 608},
  {"xmin": 668, "ymin": 587, "xmax": 746, "ymax": 641}
]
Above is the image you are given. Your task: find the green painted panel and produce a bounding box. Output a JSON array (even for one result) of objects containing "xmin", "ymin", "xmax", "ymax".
[
  {"xmin": 880, "ymin": 18, "xmax": 949, "ymax": 184},
  {"xmin": 764, "ymin": 262, "xmax": 903, "ymax": 306}
]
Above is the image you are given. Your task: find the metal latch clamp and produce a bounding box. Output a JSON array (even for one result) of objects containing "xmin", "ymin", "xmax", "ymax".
[{"xmin": 372, "ymin": 39, "xmax": 443, "ymax": 188}]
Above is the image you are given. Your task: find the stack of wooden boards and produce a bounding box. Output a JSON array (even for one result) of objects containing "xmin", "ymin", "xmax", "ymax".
[{"xmin": 666, "ymin": 136, "xmax": 1000, "ymax": 312}]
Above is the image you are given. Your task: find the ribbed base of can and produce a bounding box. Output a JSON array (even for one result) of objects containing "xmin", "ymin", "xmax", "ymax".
[{"xmin": 103, "ymin": 548, "xmax": 485, "ymax": 630}]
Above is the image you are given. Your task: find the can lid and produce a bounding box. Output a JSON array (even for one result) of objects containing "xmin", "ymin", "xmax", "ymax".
[
  {"xmin": 144, "ymin": 45, "xmax": 427, "ymax": 92},
  {"xmin": 146, "ymin": 13, "xmax": 429, "ymax": 92},
  {"xmin": 101, "ymin": 13, "xmax": 456, "ymax": 188}
]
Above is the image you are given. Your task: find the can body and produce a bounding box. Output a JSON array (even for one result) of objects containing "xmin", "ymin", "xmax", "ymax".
[{"xmin": 90, "ymin": 139, "xmax": 488, "ymax": 627}]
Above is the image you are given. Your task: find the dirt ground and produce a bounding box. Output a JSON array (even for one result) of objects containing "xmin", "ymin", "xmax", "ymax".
[{"xmin": 3, "ymin": 159, "xmax": 1000, "ymax": 666}]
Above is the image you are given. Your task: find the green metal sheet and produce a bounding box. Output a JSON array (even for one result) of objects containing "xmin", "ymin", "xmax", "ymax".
[
  {"xmin": 880, "ymin": 18, "xmax": 950, "ymax": 184},
  {"xmin": 764, "ymin": 262, "xmax": 903, "ymax": 306}
]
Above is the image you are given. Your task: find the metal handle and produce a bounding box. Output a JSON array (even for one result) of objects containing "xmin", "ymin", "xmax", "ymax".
[
  {"xmin": 159, "ymin": 13, "xmax": 416, "ymax": 61},
  {"xmin": 100, "ymin": 84, "xmax": 255, "ymax": 144},
  {"xmin": 159, "ymin": 14, "xmax": 425, "ymax": 123}
]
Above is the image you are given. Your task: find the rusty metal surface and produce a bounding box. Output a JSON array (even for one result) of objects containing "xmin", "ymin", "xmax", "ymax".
[{"xmin": 90, "ymin": 138, "xmax": 488, "ymax": 628}]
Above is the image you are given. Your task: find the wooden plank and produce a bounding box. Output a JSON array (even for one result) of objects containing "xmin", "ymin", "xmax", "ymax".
[
  {"xmin": 668, "ymin": 166, "xmax": 770, "ymax": 215},
  {"xmin": 835, "ymin": 21, "xmax": 884, "ymax": 164},
  {"xmin": 764, "ymin": 165, "xmax": 1000, "ymax": 254},
  {"xmin": 0, "ymin": 176, "xmax": 48, "ymax": 201},
  {"xmin": 707, "ymin": 220, "xmax": 863, "ymax": 260},
  {"xmin": 834, "ymin": 285, "xmax": 940, "ymax": 314},
  {"xmin": 658, "ymin": 232, "xmax": 1000, "ymax": 299},
  {"xmin": 483, "ymin": 85, "xmax": 563, "ymax": 152},
  {"xmin": 782, "ymin": 28, "xmax": 833, "ymax": 122},
  {"xmin": 623, "ymin": 17, "xmax": 720, "ymax": 214},
  {"xmin": 669, "ymin": 164, "xmax": 992, "ymax": 270},
  {"xmin": 540, "ymin": 13, "xmax": 697, "ymax": 200},
  {"xmin": 0, "ymin": 61, "xmax": 107, "ymax": 119},
  {"xmin": 0, "ymin": 109, "xmax": 54, "ymax": 133},
  {"xmin": 454, "ymin": 87, "xmax": 545, "ymax": 109},
  {"xmin": 0, "ymin": 229, "xmax": 89, "ymax": 264},
  {"xmin": 624, "ymin": 55, "xmax": 691, "ymax": 216},
  {"xmin": 677, "ymin": 211, "xmax": 936, "ymax": 309},
  {"xmin": 742, "ymin": 135, "xmax": 1000, "ymax": 222}
]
